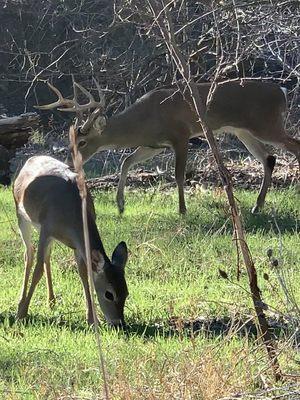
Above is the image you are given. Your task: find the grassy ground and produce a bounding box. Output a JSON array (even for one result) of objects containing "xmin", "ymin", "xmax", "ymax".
[{"xmin": 0, "ymin": 185, "xmax": 299, "ymax": 399}]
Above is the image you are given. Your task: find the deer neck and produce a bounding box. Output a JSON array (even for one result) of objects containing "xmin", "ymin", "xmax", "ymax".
[
  {"xmin": 98, "ymin": 107, "xmax": 142, "ymax": 150},
  {"xmin": 86, "ymin": 213, "xmax": 109, "ymax": 263},
  {"xmin": 107, "ymin": 111, "xmax": 134, "ymax": 135}
]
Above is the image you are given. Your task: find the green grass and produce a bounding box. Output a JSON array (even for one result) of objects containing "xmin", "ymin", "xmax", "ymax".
[{"xmin": 0, "ymin": 186, "xmax": 299, "ymax": 399}]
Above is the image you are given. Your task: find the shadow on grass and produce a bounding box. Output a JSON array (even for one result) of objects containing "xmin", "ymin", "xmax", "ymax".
[
  {"xmin": 240, "ymin": 207, "xmax": 299, "ymax": 233},
  {"xmin": 127, "ymin": 206, "xmax": 299, "ymax": 237},
  {"xmin": 126, "ymin": 316, "xmax": 299, "ymax": 343},
  {"xmin": 0, "ymin": 311, "xmax": 170, "ymax": 338},
  {"xmin": 0, "ymin": 311, "xmax": 89, "ymax": 333},
  {"xmin": 2, "ymin": 311, "xmax": 296, "ymax": 344}
]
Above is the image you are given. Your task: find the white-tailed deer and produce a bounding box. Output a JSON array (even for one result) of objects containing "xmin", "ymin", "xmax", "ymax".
[
  {"xmin": 13, "ymin": 155, "xmax": 128, "ymax": 327},
  {"xmin": 36, "ymin": 80, "xmax": 300, "ymax": 214}
]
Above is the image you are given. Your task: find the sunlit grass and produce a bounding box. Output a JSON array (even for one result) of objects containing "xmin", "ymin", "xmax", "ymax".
[{"xmin": 0, "ymin": 186, "xmax": 299, "ymax": 399}]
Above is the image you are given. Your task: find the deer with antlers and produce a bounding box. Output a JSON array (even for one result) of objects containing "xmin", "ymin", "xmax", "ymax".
[{"xmin": 36, "ymin": 79, "xmax": 300, "ymax": 214}]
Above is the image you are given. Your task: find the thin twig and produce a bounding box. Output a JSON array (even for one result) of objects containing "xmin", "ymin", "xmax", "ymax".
[{"xmin": 69, "ymin": 125, "xmax": 110, "ymax": 400}]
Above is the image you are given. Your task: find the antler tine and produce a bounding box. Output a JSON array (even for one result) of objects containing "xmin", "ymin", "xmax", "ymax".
[
  {"xmin": 34, "ymin": 81, "xmax": 76, "ymax": 111},
  {"xmin": 58, "ymin": 81, "xmax": 105, "ymax": 112},
  {"xmin": 93, "ymin": 78, "xmax": 105, "ymax": 108},
  {"xmin": 47, "ymin": 81, "xmax": 65, "ymax": 101},
  {"xmin": 72, "ymin": 75, "xmax": 84, "ymax": 127},
  {"xmin": 74, "ymin": 82, "xmax": 96, "ymax": 103},
  {"xmin": 77, "ymin": 80, "xmax": 106, "ymax": 135}
]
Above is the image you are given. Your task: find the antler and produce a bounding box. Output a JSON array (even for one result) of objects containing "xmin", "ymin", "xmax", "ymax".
[
  {"xmin": 35, "ymin": 80, "xmax": 106, "ymax": 134},
  {"xmin": 59, "ymin": 82, "xmax": 105, "ymax": 113},
  {"xmin": 35, "ymin": 81, "xmax": 105, "ymax": 112},
  {"xmin": 34, "ymin": 82, "xmax": 76, "ymax": 110},
  {"xmin": 92, "ymin": 78, "xmax": 105, "ymax": 109}
]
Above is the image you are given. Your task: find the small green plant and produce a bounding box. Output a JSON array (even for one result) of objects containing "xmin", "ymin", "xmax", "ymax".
[{"xmin": 29, "ymin": 129, "xmax": 45, "ymax": 146}]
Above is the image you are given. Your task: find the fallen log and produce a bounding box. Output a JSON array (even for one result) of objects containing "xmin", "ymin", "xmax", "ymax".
[
  {"xmin": 0, "ymin": 112, "xmax": 39, "ymax": 149},
  {"xmin": 0, "ymin": 144, "xmax": 10, "ymax": 186}
]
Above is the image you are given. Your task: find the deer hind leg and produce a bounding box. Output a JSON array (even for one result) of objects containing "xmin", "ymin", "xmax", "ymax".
[
  {"xmin": 74, "ymin": 250, "xmax": 95, "ymax": 325},
  {"xmin": 117, "ymin": 146, "xmax": 164, "ymax": 214},
  {"xmin": 276, "ymin": 135, "xmax": 300, "ymax": 169},
  {"xmin": 44, "ymin": 245, "xmax": 55, "ymax": 307},
  {"xmin": 17, "ymin": 227, "xmax": 52, "ymax": 319},
  {"xmin": 173, "ymin": 140, "xmax": 189, "ymax": 215},
  {"xmin": 17, "ymin": 213, "xmax": 35, "ymax": 304},
  {"xmin": 237, "ymin": 132, "xmax": 275, "ymax": 214}
]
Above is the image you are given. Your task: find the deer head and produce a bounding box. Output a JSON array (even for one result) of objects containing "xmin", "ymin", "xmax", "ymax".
[
  {"xmin": 35, "ymin": 79, "xmax": 107, "ymax": 161},
  {"xmin": 91, "ymin": 242, "xmax": 128, "ymax": 328}
]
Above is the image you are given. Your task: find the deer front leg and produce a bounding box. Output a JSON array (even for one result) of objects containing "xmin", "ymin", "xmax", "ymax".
[
  {"xmin": 173, "ymin": 140, "xmax": 189, "ymax": 214},
  {"xmin": 117, "ymin": 146, "xmax": 164, "ymax": 214},
  {"xmin": 275, "ymin": 135, "xmax": 300, "ymax": 170},
  {"xmin": 253, "ymin": 155, "xmax": 276, "ymax": 214},
  {"xmin": 75, "ymin": 251, "xmax": 96, "ymax": 325}
]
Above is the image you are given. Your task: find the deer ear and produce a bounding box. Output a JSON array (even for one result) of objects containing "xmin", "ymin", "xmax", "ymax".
[
  {"xmin": 94, "ymin": 115, "xmax": 106, "ymax": 131},
  {"xmin": 112, "ymin": 242, "xmax": 128, "ymax": 269},
  {"xmin": 91, "ymin": 250, "xmax": 105, "ymax": 274}
]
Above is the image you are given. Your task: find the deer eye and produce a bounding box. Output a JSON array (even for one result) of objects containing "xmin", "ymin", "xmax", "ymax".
[
  {"xmin": 104, "ymin": 291, "xmax": 115, "ymax": 302},
  {"xmin": 78, "ymin": 140, "xmax": 87, "ymax": 148}
]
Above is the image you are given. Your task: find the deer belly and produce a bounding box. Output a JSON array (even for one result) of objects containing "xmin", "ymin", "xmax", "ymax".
[{"xmin": 212, "ymin": 126, "xmax": 246, "ymax": 137}]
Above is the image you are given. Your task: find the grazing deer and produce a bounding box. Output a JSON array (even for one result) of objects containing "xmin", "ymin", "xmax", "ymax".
[
  {"xmin": 13, "ymin": 155, "xmax": 128, "ymax": 327},
  {"xmin": 36, "ymin": 80, "xmax": 300, "ymax": 214}
]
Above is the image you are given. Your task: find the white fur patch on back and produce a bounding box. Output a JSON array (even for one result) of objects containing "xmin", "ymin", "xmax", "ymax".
[{"xmin": 22, "ymin": 156, "xmax": 77, "ymax": 184}]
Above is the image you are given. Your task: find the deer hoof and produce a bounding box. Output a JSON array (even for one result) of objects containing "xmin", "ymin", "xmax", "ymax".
[
  {"xmin": 87, "ymin": 315, "xmax": 99, "ymax": 326},
  {"xmin": 179, "ymin": 206, "xmax": 187, "ymax": 215},
  {"xmin": 17, "ymin": 304, "xmax": 28, "ymax": 319},
  {"xmin": 117, "ymin": 200, "xmax": 125, "ymax": 214}
]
